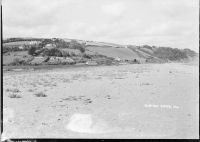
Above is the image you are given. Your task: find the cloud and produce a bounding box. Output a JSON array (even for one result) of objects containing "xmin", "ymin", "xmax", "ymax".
[
  {"xmin": 2, "ymin": 0, "xmax": 199, "ymax": 52},
  {"xmin": 2, "ymin": 0, "xmax": 72, "ymax": 28},
  {"xmin": 101, "ymin": 2, "xmax": 125, "ymax": 17}
]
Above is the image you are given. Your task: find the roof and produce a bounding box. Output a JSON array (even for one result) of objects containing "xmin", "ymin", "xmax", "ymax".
[
  {"xmin": 47, "ymin": 57, "xmax": 75, "ymax": 64},
  {"xmin": 30, "ymin": 56, "xmax": 48, "ymax": 65},
  {"xmin": 86, "ymin": 61, "xmax": 98, "ymax": 65},
  {"xmin": 44, "ymin": 44, "xmax": 56, "ymax": 49}
]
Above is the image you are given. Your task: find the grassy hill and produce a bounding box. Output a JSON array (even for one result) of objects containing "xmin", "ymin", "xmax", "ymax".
[
  {"xmin": 87, "ymin": 46, "xmax": 141, "ymax": 60},
  {"xmin": 3, "ymin": 37, "xmax": 198, "ymax": 66}
]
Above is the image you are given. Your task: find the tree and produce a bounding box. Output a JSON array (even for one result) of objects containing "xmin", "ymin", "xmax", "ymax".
[
  {"xmin": 69, "ymin": 40, "xmax": 85, "ymax": 53},
  {"xmin": 62, "ymin": 51, "xmax": 70, "ymax": 57},
  {"xmin": 79, "ymin": 46, "xmax": 86, "ymax": 53},
  {"xmin": 28, "ymin": 46, "xmax": 36, "ymax": 55},
  {"xmin": 11, "ymin": 58, "xmax": 25, "ymax": 65},
  {"xmin": 43, "ymin": 48, "xmax": 63, "ymax": 57},
  {"xmin": 54, "ymin": 39, "xmax": 69, "ymax": 48},
  {"xmin": 38, "ymin": 39, "xmax": 53, "ymax": 48},
  {"xmin": 83, "ymin": 53, "xmax": 92, "ymax": 59}
]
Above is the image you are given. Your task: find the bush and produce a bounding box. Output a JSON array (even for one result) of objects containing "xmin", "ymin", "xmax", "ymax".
[
  {"xmin": 183, "ymin": 49, "xmax": 197, "ymax": 57},
  {"xmin": 83, "ymin": 53, "xmax": 92, "ymax": 59},
  {"xmin": 55, "ymin": 39, "xmax": 70, "ymax": 48},
  {"xmin": 43, "ymin": 48, "xmax": 63, "ymax": 57},
  {"xmin": 35, "ymin": 49, "xmax": 44, "ymax": 55},
  {"xmin": 8, "ymin": 93, "xmax": 22, "ymax": 98},
  {"xmin": 143, "ymin": 45, "xmax": 153, "ymax": 50},
  {"xmin": 3, "ymin": 46, "xmax": 9, "ymax": 53},
  {"xmin": 38, "ymin": 38, "xmax": 69, "ymax": 49},
  {"xmin": 79, "ymin": 46, "xmax": 86, "ymax": 53},
  {"xmin": 6, "ymin": 88, "xmax": 20, "ymax": 92},
  {"xmin": 28, "ymin": 46, "xmax": 36, "ymax": 55},
  {"xmin": 70, "ymin": 52, "xmax": 76, "ymax": 56},
  {"xmin": 154, "ymin": 47, "xmax": 187, "ymax": 61},
  {"xmin": 38, "ymin": 39, "xmax": 53, "ymax": 48},
  {"xmin": 69, "ymin": 40, "xmax": 85, "ymax": 53},
  {"xmin": 3, "ymin": 46, "xmax": 23, "ymax": 52},
  {"xmin": 62, "ymin": 51, "xmax": 70, "ymax": 57},
  {"xmin": 11, "ymin": 58, "xmax": 25, "ymax": 65},
  {"xmin": 34, "ymin": 92, "xmax": 47, "ymax": 97}
]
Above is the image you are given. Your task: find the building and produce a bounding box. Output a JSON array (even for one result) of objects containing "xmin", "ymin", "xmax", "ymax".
[
  {"xmin": 18, "ymin": 46, "xmax": 24, "ymax": 50},
  {"xmin": 29, "ymin": 41, "xmax": 38, "ymax": 45},
  {"xmin": 47, "ymin": 57, "xmax": 75, "ymax": 65},
  {"xmin": 85, "ymin": 60, "xmax": 98, "ymax": 65},
  {"xmin": 43, "ymin": 44, "xmax": 56, "ymax": 49},
  {"xmin": 30, "ymin": 56, "xmax": 49, "ymax": 65},
  {"xmin": 114, "ymin": 57, "xmax": 121, "ymax": 62}
]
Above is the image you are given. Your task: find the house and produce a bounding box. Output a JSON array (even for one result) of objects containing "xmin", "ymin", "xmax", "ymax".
[
  {"xmin": 47, "ymin": 57, "xmax": 75, "ymax": 65},
  {"xmin": 61, "ymin": 57, "xmax": 75, "ymax": 64},
  {"xmin": 85, "ymin": 60, "xmax": 98, "ymax": 65},
  {"xmin": 126, "ymin": 59, "xmax": 140, "ymax": 64},
  {"xmin": 43, "ymin": 44, "xmax": 56, "ymax": 49},
  {"xmin": 114, "ymin": 57, "xmax": 121, "ymax": 62},
  {"xmin": 29, "ymin": 41, "xmax": 38, "ymax": 45},
  {"xmin": 18, "ymin": 46, "xmax": 24, "ymax": 50},
  {"xmin": 30, "ymin": 56, "xmax": 49, "ymax": 65},
  {"xmin": 47, "ymin": 57, "xmax": 61, "ymax": 65}
]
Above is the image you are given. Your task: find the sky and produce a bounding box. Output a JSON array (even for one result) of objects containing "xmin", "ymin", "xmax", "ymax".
[{"xmin": 2, "ymin": 0, "xmax": 199, "ymax": 52}]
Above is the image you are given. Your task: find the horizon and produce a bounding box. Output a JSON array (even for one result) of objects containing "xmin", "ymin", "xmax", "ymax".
[{"xmin": 2, "ymin": 0, "xmax": 199, "ymax": 52}]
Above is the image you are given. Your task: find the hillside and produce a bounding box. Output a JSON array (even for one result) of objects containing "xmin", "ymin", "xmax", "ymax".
[
  {"xmin": 2, "ymin": 37, "xmax": 198, "ymax": 67},
  {"xmin": 87, "ymin": 46, "xmax": 141, "ymax": 60}
]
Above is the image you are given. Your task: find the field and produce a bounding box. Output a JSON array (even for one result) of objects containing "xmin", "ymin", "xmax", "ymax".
[
  {"xmin": 87, "ymin": 46, "xmax": 144, "ymax": 60},
  {"xmin": 2, "ymin": 63, "xmax": 199, "ymax": 139},
  {"xmin": 86, "ymin": 41, "xmax": 122, "ymax": 47},
  {"xmin": 3, "ymin": 51, "xmax": 32, "ymax": 65},
  {"xmin": 3, "ymin": 41, "xmax": 40, "ymax": 47}
]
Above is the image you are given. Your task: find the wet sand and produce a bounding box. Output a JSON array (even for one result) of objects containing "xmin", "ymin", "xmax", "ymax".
[{"xmin": 2, "ymin": 63, "xmax": 199, "ymax": 139}]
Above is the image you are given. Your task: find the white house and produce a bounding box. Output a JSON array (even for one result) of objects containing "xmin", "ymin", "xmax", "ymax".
[
  {"xmin": 86, "ymin": 61, "xmax": 98, "ymax": 65},
  {"xmin": 18, "ymin": 46, "xmax": 24, "ymax": 49},
  {"xmin": 43, "ymin": 44, "xmax": 56, "ymax": 49},
  {"xmin": 114, "ymin": 57, "xmax": 121, "ymax": 62},
  {"xmin": 29, "ymin": 41, "xmax": 38, "ymax": 45}
]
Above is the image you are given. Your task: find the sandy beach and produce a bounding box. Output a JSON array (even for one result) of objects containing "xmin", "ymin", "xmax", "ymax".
[{"xmin": 2, "ymin": 63, "xmax": 199, "ymax": 139}]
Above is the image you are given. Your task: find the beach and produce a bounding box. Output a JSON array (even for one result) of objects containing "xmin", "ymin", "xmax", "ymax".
[{"xmin": 2, "ymin": 63, "xmax": 199, "ymax": 139}]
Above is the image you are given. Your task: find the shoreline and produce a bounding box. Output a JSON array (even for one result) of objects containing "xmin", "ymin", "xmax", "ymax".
[
  {"xmin": 2, "ymin": 62, "xmax": 134, "ymax": 72},
  {"xmin": 2, "ymin": 63, "xmax": 122, "ymax": 75},
  {"xmin": 2, "ymin": 61, "xmax": 198, "ymax": 75}
]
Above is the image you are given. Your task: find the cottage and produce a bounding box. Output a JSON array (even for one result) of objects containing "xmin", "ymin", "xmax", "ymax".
[
  {"xmin": 64, "ymin": 57, "xmax": 75, "ymax": 63},
  {"xmin": 29, "ymin": 41, "xmax": 38, "ymax": 45},
  {"xmin": 47, "ymin": 57, "xmax": 75, "ymax": 65},
  {"xmin": 47, "ymin": 57, "xmax": 61, "ymax": 65},
  {"xmin": 85, "ymin": 60, "xmax": 98, "ymax": 65},
  {"xmin": 43, "ymin": 44, "xmax": 56, "ymax": 49},
  {"xmin": 30, "ymin": 56, "xmax": 49, "ymax": 65},
  {"xmin": 114, "ymin": 57, "xmax": 121, "ymax": 62},
  {"xmin": 18, "ymin": 46, "xmax": 24, "ymax": 50},
  {"xmin": 61, "ymin": 57, "xmax": 75, "ymax": 64}
]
